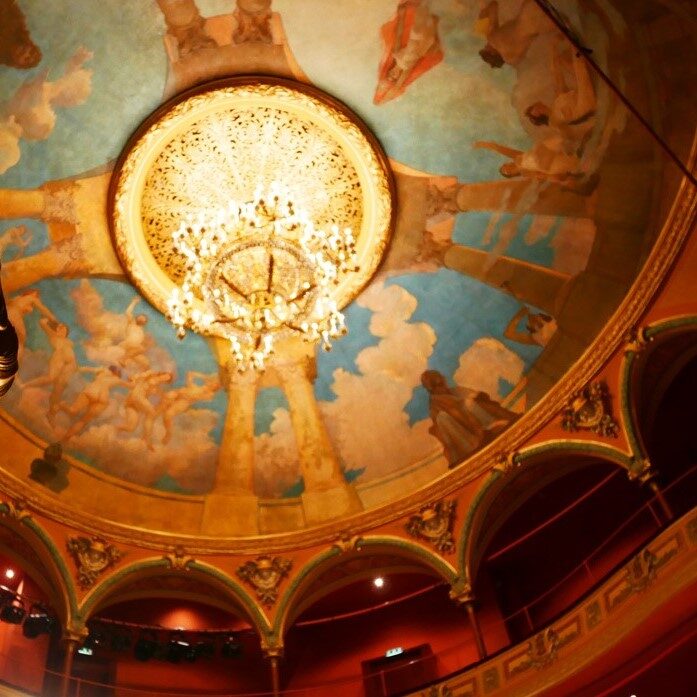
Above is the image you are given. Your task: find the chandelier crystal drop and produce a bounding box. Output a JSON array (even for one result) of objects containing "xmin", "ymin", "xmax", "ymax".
[{"xmin": 166, "ymin": 184, "xmax": 358, "ymax": 371}]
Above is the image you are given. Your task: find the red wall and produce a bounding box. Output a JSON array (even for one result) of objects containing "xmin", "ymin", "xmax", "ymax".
[
  {"xmin": 0, "ymin": 575, "xmax": 50, "ymax": 693},
  {"xmin": 281, "ymin": 584, "xmax": 506, "ymax": 696}
]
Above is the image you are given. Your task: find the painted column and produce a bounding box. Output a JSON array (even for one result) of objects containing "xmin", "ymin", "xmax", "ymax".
[
  {"xmin": 277, "ymin": 357, "xmax": 362, "ymax": 523},
  {"xmin": 202, "ymin": 360, "xmax": 260, "ymax": 535},
  {"xmin": 443, "ymin": 246, "xmax": 571, "ymax": 316},
  {"xmin": 214, "ymin": 369, "xmax": 257, "ymax": 495}
]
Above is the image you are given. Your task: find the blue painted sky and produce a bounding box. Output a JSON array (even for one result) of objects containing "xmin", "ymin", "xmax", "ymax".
[{"xmin": 0, "ymin": 0, "xmax": 166, "ymax": 188}]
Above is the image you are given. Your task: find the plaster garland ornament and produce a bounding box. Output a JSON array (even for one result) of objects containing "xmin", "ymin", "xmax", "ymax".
[
  {"xmin": 624, "ymin": 548, "xmax": 658, "ymax": 593},
  {"xmin": 493, "ymin": 451, "xmax": 522, "ymax": 474},
  {"xmin": 526, "ymin": 626, "xmax": 560, "ymax": 670},
  {"xmin": 67, "ymin": 536, "xmax": 123, "ymax": 589},
  {"xmin": 627, "ymin": 457, "xmax": 654, "ymax": 484},
  {"xmin": 332, "ymin": 533, "xmax": 363, "ymax": 553},
  {"xmin": 405, "ymin": 500, "xmax": 457, "ymax": 553},
  {"xmin": 623, "ymin": 325, "xmax": 651, "ymax": 354},
  {"xmin": 237, "ymin": 555, "xmax": 292, "ymax": 606},
  {"xmin": 560, "ymin": 380, "xmax": 619, "ymax": 438},
  {"xmin": 164, "ymin": 545, "xmax": 193, "ymax": 571},
  {"xmin": 0, "ymin": 498, "xmax": 30, "ymax": 521}
]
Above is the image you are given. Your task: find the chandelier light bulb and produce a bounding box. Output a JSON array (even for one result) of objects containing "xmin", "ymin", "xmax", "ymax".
[{"xmin": 166, "ymin": 185, "xmax": 358, "ymax": 371}]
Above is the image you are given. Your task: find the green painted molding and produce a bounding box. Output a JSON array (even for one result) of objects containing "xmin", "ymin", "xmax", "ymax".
[
  {"xmin": 273, "ymin": 546, "xmax": 341, "ymax": 642},
  {"xmin": 78, "ymin": 558, "xmax": 168, "ymax": 621},
  {"xmin": 0, "ymin": 505, "xmax": 78, "ymax": 626},
  {"xmin": 188, "ymin": 560, "xmax": 272, "ymax": 639},
  {"xmin": 620, "ymin": 314, "xmax": 697, "ymax": 472},
  {"xmin": 457, "ymin": 443, "xmax": 633, "ymax": 584},
  {"xmin": 456, "ymin": 469, "xmax": 502, "ymax": 584}
]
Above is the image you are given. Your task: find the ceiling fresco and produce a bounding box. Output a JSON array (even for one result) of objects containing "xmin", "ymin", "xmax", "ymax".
[{"xmin": 0, "ymin": 0, "xmax": 673, "ymax": 535}]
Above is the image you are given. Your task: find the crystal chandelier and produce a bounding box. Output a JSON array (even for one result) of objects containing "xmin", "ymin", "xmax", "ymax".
[{"xmin": 166, "ymin": 184, "xmax": 357, "ymax": 371}]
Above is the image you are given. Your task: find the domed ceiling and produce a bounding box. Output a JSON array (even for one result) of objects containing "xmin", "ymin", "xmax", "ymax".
[{"xmin": 0, "ymin": 0, "xmax": 682, "ymax": 540}]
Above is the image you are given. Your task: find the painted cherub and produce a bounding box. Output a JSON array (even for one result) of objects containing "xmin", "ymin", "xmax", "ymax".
[
  {"xmin": 5, "ymin": 288, "xmax": 55, "ymax": 362},
  {"xmin": 57, "ymin": 365, "xmax": 129, "ymax": 441},
  {"xmin": 21, "ymin": 318, "xmax": 78, "ymax": 420},
  {"xmin": 118, "ymin": 369, "xmax": 173, "ymax": 447},
  {"xmin": 156, "ymin": 371, "xmax": 220, "ymax": 445},
  {"xmin": 0, "ymin": 225, "xmax": 32, "ymax": 260}
]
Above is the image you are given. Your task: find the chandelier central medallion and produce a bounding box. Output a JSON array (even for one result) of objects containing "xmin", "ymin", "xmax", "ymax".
[{"xmin": 109, "ymin": 78, "xmax": 394, "ymax": 370}]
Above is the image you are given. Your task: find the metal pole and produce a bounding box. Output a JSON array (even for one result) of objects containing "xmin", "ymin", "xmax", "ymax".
[
  {"xmin": 59, "ymin": 638, "xmax": 79, "ymax": 697},
  {"xmin": 648, "ymin": 480, "xmax": 674, "ymax": 522},
  {"xmin": 464, "ymin": 601, "xmax": 487, "ymax": 660}
]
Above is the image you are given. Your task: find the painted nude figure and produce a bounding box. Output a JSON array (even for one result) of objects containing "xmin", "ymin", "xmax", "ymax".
[
  {"xmin": 117, "ymin": 297, "xmax": 151, "ymax": 370},
  {"xmin": 157, "ymin": 371, "xmax": 219, "ymax": 445},
  {"xmin": 0, "ymin": 225, "xmax": 32, "ymax": 260},
  {"xmin": 503, "ymin": 305, "xmax": 557, "ymax": 347},
  {"xmin": 476, "ymin": 0, "xmax": 555, "ymax": 69},
  {"xmin": 5, "ymin": 288, "xmax": 55, "ymax": 362},
  {"xmin": 524, "ymin": 39, "xmax": 597, "ymax": 151},
  {"xmin": 118, "ymin": 370, "xmax": 173, "ymax": 446},
  {"xmin": 422, "ymin": 369, "xmax": 518, "ymax": 466},
  {"xmin": 21, "ymin": 319, "xmax": 78, "ymax": 419},
  {"xmin": 58, "ymin": 365, "xmax": 129, "ymax": 441}
]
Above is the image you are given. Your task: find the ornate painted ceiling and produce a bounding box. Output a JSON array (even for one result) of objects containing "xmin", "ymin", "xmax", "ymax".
[{"xmin": 0, "ymin": 0, "xmax": 690, "ymax": 540}]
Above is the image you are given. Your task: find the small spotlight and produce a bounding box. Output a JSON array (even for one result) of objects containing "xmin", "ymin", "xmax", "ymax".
[
  {"xmin": 22, "ymin": 605, "xmax": 54, "ymax": 638},
  {"xmin": 134, "ymin": 633, "xmax": 158, "ymax": 662},
  {"xmin": 373, "ymin": 576, "xmax": 385, "ymax": 588},
  {"xmin": 0, "ymin": 598, "xmax": 25, "ymax": 624},
  {"xmin": 194, "ymin": 640, "xmax": 215, "ymax": 660},
  {"xmin": 4, "ymin": 569, "xmax": 15, "ymax": 580},
  {"xmin": 110, "ymin": 632, "xmax": 132, "ymax": 652},
  {"xmin": 221, "ymin": 635, "xmax": 243, "ymax": 659},
  {"xmin": 166, "ymin": 633, "xmax": 190, "ymax": 664}
]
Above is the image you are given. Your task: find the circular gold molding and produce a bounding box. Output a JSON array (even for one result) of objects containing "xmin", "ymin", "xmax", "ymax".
[{"xmin": 109, "ymin": 77, "xmax": 395, "ymax": 325}]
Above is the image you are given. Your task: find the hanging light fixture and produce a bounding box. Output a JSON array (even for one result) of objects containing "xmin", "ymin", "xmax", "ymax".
[
  {"xmin": 166, "ymin": 184, "xmax": 357, "ymax": 372},
  {"xmin": 110, "ymin": 79, "xmax": 395, "ymax": 373}
]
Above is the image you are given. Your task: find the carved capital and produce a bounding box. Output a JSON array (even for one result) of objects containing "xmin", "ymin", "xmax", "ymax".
[
  {"xmin": 332, "ymin": 533, "xmax": 363, "ymax": 553},
  {"xmin": 627, "ymin": 457, "xmax": 654, "ymax": 484},
  {"xmin": 164, "ymin": 545, "xmax": 193, "ymax": 571},
  {"xmin": 493, "ymin": 451, "xmax": 522, "ymax": 474},
  {"xmin": 62, "ymin": 626, "xmax": 89, "ymax": 645},
  {"xmin": 1, "ymin": 498, "xmax": 31, "ymax": 522},
  {"xmin": 237, "ymin": 555, "xmax": 292, "ymax": 607},
  {"xmin": 623, "ymin": 326, "xmax": 651, "ymax": 354},
  {"xmin": 263, "ymin": 646, "xmax": 284, "ymax": 660},
  {"xmin": 560, "ymin": 380, "xmax": 619, "ymax": 438},
  {"xmin": 405, "ymin": 500, "xmax": 456, "ymax": 554},
  {"xmin": 449, "ymin": 582, "xmax": 475, "ymax": 606},
  {"xmin": 67, "ymin": 536, "xmax": 123, "ymax": 589}
]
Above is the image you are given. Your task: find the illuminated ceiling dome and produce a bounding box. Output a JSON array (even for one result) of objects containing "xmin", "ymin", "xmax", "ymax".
[
  {"xmin": 0, "ymin": 0, "xmax": 693, "ymax": 548},
  {"xmin": 0, "ymin": 1, "xmax": 695, "ymax": 696}
]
